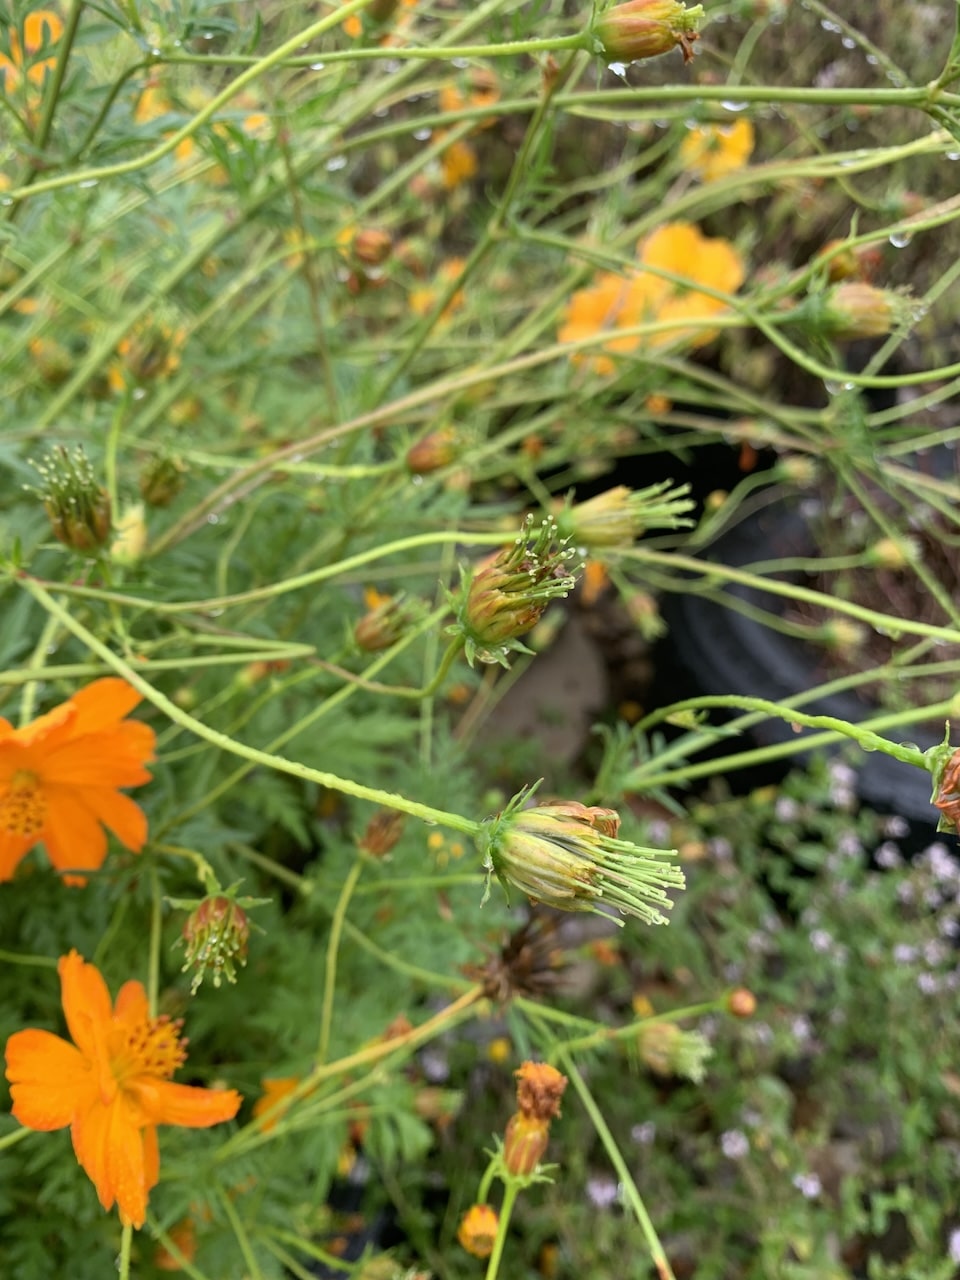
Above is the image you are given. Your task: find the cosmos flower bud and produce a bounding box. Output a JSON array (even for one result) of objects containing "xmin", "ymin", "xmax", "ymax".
[
  {"xmin": 816, "ymin": 618, "xmax": 866, "ymax": 653},
  {"xmin": 139, "ymin": 453, "xmax": 186, "ymax": 507},
  {"xmin": 406, "ymin": 427, "xmax": 458, "ymax": 475},
  {"xmin": 727, "ymin": 987, "xmax": 757, "ymax": 1018},
  {"xmin": 928, "ymin": 739, "xmax": 960, "ymax": 834},
  {"xmin": 453, "ymin": 516, "xmax": 580, "ymax": 666},
  {"xmin": 594, "ymin": 0, "xmax": 704, "ymax": 65},
  {"xmin": 179, "ymin": 895, "xmax": 252, "ymax": 993},
  {"xmin": 358, "ymin": 808, "xmax": 406, "ymax": 857},
  {"xmin": 556, "ymin": 481, "xmax": 693, "ymax": 549},
  {"xmin": 31, "ymin": 445, "xmax": 112, "ymax": 552},
  {"xmin": 514, "ymin": 1060, "xmax": 567, "ymax": 1120},
  {"xmin": 502, "ymin": 1111, "xmax": 550, "ymax": 1175},
  {"xmin": 353, "ymin": 227, "xmax": 393, "ymax": 266},
  {"xmin": 116, "ymin": 315, "xmax": 184, "ymax": 383},
  {"xmin": 866, "ymin": 536, "xmax": 919, "ymax": 570},
  {"xmin": 805, "ymin": 283, "xmax": 914, "ymax": 341},
  {"xmin": 637, "ymin": 1021, "xmax": 712, "ymax": 1082},
  {"xmin": 476, "ymin": 786, "xmax": 685, "ymax": 924},
  {"xmin": 457, "ymin": 1204, "xmax": 499, "ymax": 1258},
  {"xmin": 111, "ymin": 502, "xmax": 148, "ymax": 566},
  {"xmin": 354, "ymin": 592, "xmax": 418, "ymax": 652}
]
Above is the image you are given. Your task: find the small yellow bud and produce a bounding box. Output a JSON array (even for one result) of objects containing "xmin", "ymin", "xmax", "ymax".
[
  {"xmin": 457, "ymin": 1204, "xmax": 499, "ymax": 1258},
  {"xmin": 866, "ymin": 536, "xmax": 918, "ymax": 570},
  {"xmin": 111, "ymin": 503, "xmax": 148, "ymax": 565},
  {"xmin": 817, "ymin": 618, "xmax": 867, "ymax": 652}
]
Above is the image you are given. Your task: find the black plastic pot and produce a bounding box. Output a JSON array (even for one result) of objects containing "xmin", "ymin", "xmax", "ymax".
[{"xmin": 659, "ymin": 501, "xmax": 942, "ymax": 832}]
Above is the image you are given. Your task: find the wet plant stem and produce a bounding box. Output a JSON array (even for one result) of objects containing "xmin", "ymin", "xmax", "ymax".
[
  {"xmin": 484, "ymin": 1182, "xmax": 519, "ymax": 1280},
  {"xmin": 118, "ymin": 1223, "xmax": 133, "ymax": 1280},
  {"xmin": 316, "ymin": 860, "xmax": 364, "ymax": 1064},
  {"xmin": 636, "ymin": 694, "xmax": 930, "ymax": 770},
  {"xmin": 557, "ymin": 1048, "xmax": 676, "ymax": 1280},
  {"xmin": 19, "ymin": 577, "xmax": 482, "ymax": 836},
  {"xmin": 148, "ymin": 865, "xmax": 162, "ymax": 1017}
]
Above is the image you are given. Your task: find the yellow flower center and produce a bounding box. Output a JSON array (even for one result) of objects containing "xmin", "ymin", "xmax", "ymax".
[
  {"xmin": 0, "ymin": 769, "xmax": 46, "ymax": 837},
  {"xmin": 109, "ymin": 1013, "xmax": 187, "ymax": 1086}
]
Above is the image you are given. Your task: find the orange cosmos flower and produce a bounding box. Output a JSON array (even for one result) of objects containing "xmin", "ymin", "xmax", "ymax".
[
  {"xmin": 679, "ymin": 118, "xmax": 754, "ymax": 183},
  {"xmin": 559, "ymin": 222, "xmax": 744, "ymax": 374},
  {"xmin": 438, "ymin": 134, "xmax": 478, "ymax": 189},
  {"xmin": 0, "ymin": 677, "xmax": 155, "ymax": 883},
  {"xmin": 4, "ymin": 951, "xmax": 242, "ymax": 1228},
  {"xmin": 556, "ymin": 271, "xmax": 635, "ymax": 375},
  {"xmin": 632, "ymin": 221, "xmax": 745, "ymax": 348},
  {"xmin": 0, "ymin": 9, "xmax": 64, "ymax": 93}
]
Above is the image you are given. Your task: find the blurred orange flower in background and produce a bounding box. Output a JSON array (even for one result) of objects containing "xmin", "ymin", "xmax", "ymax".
[
  {"xmin": 679, "ymin": 118, "xmax": 754, "ymax": 182},
  {"xmin": 4, "ymin": 951, "xmax": 241, "ymax": 1228},
  {"xmin": 0, "ymin": 678, "xmax": 155, "ymax": 883},
  {"xmin": 558, "ymin": 221, "xmax": 745, "ymax": 373},
  {"xmin": 0, "ymin": 9, "xmax": 63, "ymax": 93}
]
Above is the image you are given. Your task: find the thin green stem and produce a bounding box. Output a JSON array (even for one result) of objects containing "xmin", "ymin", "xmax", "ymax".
[
  {"xmin": 4, "ymin": 0, "xmax": 377, "ymax": 205},
  {"xmin": 105, "ymin": 386, "xmax": 133, "ymax": 517},
  {"xmin": 148, "ymin": 864, "xmax": 162, "ymax": 1018},
  {"xmin": 561, "ymin": 1000, "xmax": 728, "ymax": 1056},
  {"xmin": 19, "ymin": 577, "xmax": 481, "ymax": 835},
  {"xmin": 217, "ymin": 1185, "xmax": 264, "ymax": 1280},
  {"xmin": 30, "ymin": 0, "xmax": 84, "ymax": 154},
  {"xmin": 161, "ymin": 609, "xmax": 446, "ymax": 832},
  {"xmin": 67, "ymin": 530, "xmax": 510, "ymax": 610},
  {"xmin": 0, "ymin": 949, "xmax": 58, "ymax": 968},
  {"xmin": 483, "ymin": 1182, "xmax": 519, "ymax": 1280},
  {"xmin": 557, "ymin": 1049, "xmax": 676, "ymax": 1280},
  {"xmin": 316, "ymin": 859, "xmax": 363, "ymax": 1065},
  {"xmin": 624, "ymin": 547, "xmax": 960, "ymax": 645},
  {"xmin": 118, "ymin": 1222, "xmax": 134, "ymax": 1280},
  {"xmin": 640, "ymin": 694, "xmax": 929, "ymax": 768},
  {"xmin": 147, "ymin": 1218, "xmax": 211, "ymax": 1280},
  {"xmin": 0, "ymin": 1127, "xmax": 33, "ymax": 1152},
  {"xmin": 18, "ymin": 608, "xmax": 62, "ymax": 726}
]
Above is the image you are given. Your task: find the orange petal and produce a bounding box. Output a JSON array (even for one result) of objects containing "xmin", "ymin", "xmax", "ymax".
[
  {"xmin": 67, "ymin": 679, "xmax": 143, "ymax": 735},
  {"xmin": 0, "ymin": 826, "xmax": 37, "ymax": 881},
  {"xmin": 71, "ymin": 1090, "xmax": 151, "ymax": 1227},
  {"xmin": 24, "ymin": 10, "xmax": 64, "ymax": 53},
  {"xmin": 59, "ymin": 951, "xmax": 112, "ymax": 1060},
  {"xmin": 130, "ymin": 1078, "xmax": 241, "ymax": 1128},
  {"xmin": 43, "ymin": 723, "xmax": 155, "ymax": 787},
  {"xmin": 142, "ymin": 1124, "xmax": 160, "ymax": 1202},
  {"xmin": 60, "ymin": 787, "xmax": 148, "ymax": 854},
  {"xmin": 41, "ymin": 785, "xmax": 108, "ymax": 877},
  {"xmin": 113, "ymin": 978, "xmax": 149, "ymax": 1025},
  {"xmin": 5, "ymin": 1028, "xmax": 93, "ymax": 1130}
]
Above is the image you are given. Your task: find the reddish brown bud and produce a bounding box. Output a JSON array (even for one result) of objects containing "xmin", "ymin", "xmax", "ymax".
[
  {"xmin": 358, "ymin": 809, "xmax": 406, "ymax": 857},
  {"xmin": 353, "ymin": 227, "xmax": 393, "ymax": 266},
  {"xmin": 406, "ymin": 427, "xmax": 458, "ymax": 475},
  {"xmin": 594, "ymin": 0, "xmax": 704, "ymax": 65},
  {"xmin": 354, "ymin": 593, "xmax": 417, "ymax": 652},
  {"xmin": 503, "ymin": 1111, "xmax": 550, "ymax": 1176},
  {"xmin": 727, "ymin": 987, "xmax": 757, "ymax": 1018}
]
